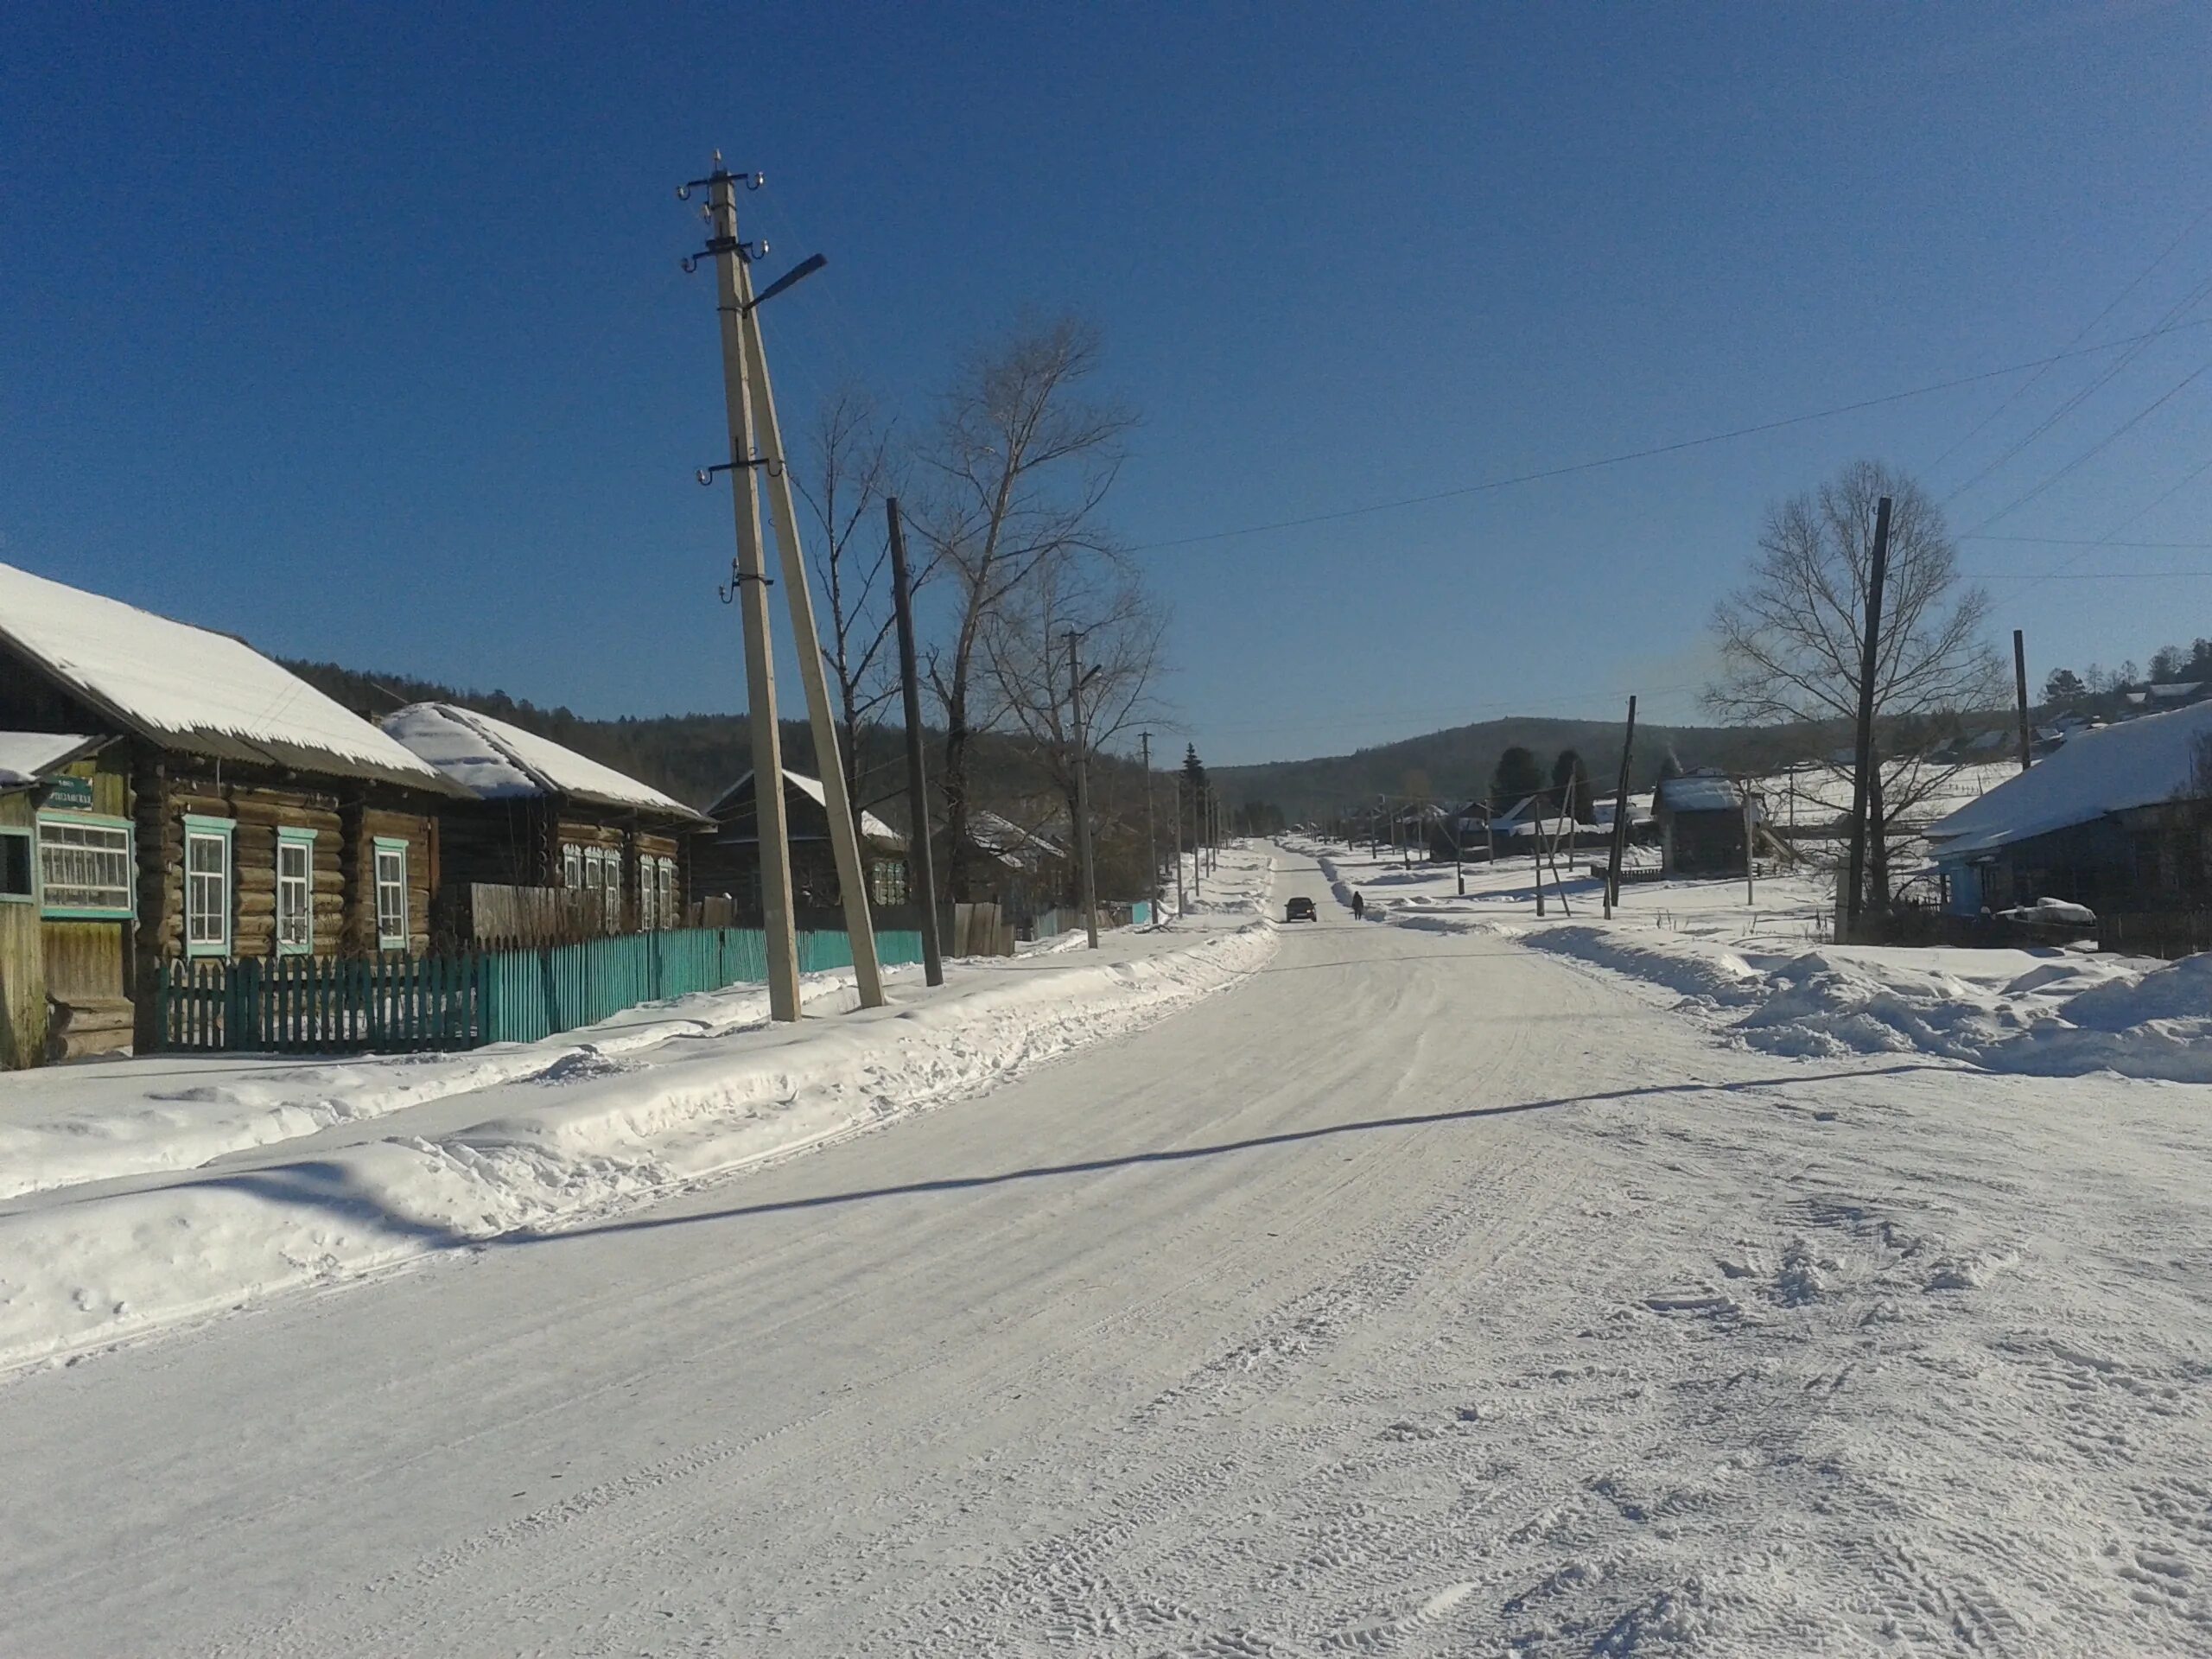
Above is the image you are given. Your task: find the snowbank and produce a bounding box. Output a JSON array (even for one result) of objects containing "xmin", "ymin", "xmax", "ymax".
[
  {"xmin": 0, "ymin": 861, "xmax": 1278, "ymax": 1373},
  {"xmin": 1289, "ymin": 836, "xmax": 2212, "ymax": 1085}
]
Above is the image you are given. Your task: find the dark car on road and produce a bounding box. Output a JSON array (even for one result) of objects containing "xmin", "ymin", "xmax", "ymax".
[{"xmin": 1284, "ymin": 897, "xmax": 1318, "ymax": 923}]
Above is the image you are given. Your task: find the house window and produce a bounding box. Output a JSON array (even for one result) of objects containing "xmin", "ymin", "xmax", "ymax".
[
  {"xmin": 373, "ymin": 837, "xmax": 409, "ymax": 951},
  {"xmin": 36, "ymin": 817, "xmax": 133, "ymax": 915},
  {"xmin": 638, "ymin": 853, "xmax": 658, "ymax": 932},
  {"xmin": 184, "ymin": 817, "xmax": 234, "ymax": 957},
  {"xmin": 600, "ymin": 848, "xmax": 621, "ymax": 930},
  {"xmin": 563, "ymin": 842, "xmax": 582, "ymax": 890},
  {"xmin": 656, "ymin": 856, "xmax": 676, "ymax": 929},
  {"xmin": 0, "ymin": 829, "xmax": 31, "ymax": 902},
  {"xmin": 870, "ymin": 859, "xmax": 908, "ymax": 906},
  {"xmin": 276, "ymin": 829, "xmax": 315, "ymax": 955}
]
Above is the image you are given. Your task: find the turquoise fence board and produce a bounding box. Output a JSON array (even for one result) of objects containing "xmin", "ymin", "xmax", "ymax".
[{"xmin": 156, "ymin": 920, "xmax": 933, "ymax": 1056}]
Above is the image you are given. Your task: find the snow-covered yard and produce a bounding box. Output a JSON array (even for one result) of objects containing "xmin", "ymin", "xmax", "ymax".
[{"xmin": 0, "ymin": 851, "xmax": 1276, "ymax": 1372}]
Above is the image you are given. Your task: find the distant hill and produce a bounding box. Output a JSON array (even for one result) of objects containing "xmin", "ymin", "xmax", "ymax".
[{"xmin": 1212, "ymin": 715, "xmax": 1815, "ymax": 821}]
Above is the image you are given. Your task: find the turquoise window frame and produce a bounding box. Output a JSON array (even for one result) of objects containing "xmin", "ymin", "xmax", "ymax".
[
  {"xmin": 372, "ymin": 836, "xmax": 410, "ymax": 951},
  {"xmin": 35, "ymin": 810, "xmax": 136, "ymax": 919},
  {"xmin": 182, "ymin": 814, "xmax": 236, "ymax": 958},
  {"xmin": 0, "ymin": 827, "xmax": 34, "ymax": 906},
  {"xmin": 276, "ymin": 827, "xmax": 316, "ymax": 957}
]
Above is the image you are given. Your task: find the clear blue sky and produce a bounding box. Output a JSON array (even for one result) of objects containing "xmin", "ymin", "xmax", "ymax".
[{"xmin": 5, "ymin": 3, "xmax": 2209, "ymax": 765}]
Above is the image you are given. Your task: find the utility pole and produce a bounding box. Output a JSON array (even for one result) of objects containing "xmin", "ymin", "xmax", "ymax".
[
  {"xmin": 690, "ymin": 157, "xmax": 800, "ymax": 1022},
  {"xmin": 1605, "ymin": 696, "xmax": 1637, "ymax": 919},
  {"xmin": 1140, "ymin": 731, "xmax": 1159, "ymax": 925},
  {"xmin": 1174, "ymin": 774, "xmax": 1187, "ymax": 916},
  {"xmin": 733, "ymin": 243, "xmax": 886, "ymax": 1008},
  {"xmin": 1843, "ymin": 493, "xmax": 1894, "ymax": 940},
  {"xmin": 2013, "ymin": 629, "xmax": 2034, "ymax": 773},
  {"xmin": 1065, "ymin": 632, "xmax": 1100, "ymax": 950},
  {"xmin": 1742, "ymin": 780, "xmax": 1757, "ymax": 908},
  {"xmin": 1190, "ymin": 778, "xmax": 1202, "ymax": 903},
  {"xmin": 887, "ymin": 498, "xmax": 943, "ymax": 987}
]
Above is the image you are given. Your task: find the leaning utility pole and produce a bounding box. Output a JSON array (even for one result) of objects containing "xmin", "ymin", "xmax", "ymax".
[
  {"xmin": 887, "ymin": 498, "xmax": 943, "ymax": 987},
  {"xmin": 1843, "ymin": 493, "xmax": 1894, "ymax": 939},
  {"xmin": 690, "ymin": 157, "xmax": 799, "ymax": 1021},
  {"xmin": 733, "ymin": 224, "xmax": 885, "ymax": 1009},
  {"xmin": 1140, "ymin": 731, "xmax": 1159, "ymax": 924},
  {"xmin": 2012, "ymin": 629, "xmax": 2033, "ymax": 773},
  {"xmin": 1066, "ymin": 632, "xmax": 1101, "ymax": 950},
  {"xmin": 1604, "ymin": 696, "xmax": 1637, "ymax": 918}
]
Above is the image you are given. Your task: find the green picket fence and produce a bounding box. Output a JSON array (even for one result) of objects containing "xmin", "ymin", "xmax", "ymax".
[{"xmin": 155, "ymin": 925, "xmax": 928, "ymax": 1055}]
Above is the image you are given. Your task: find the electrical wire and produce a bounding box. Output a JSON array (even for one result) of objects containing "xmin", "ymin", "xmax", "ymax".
[
  {"xmin": 1120, "ymin": 315, "xmax": 2212, "ymax": 556},
  {"xmin": 1926, "ymin": 203, "xmax": 2212, "ymax": 478}
]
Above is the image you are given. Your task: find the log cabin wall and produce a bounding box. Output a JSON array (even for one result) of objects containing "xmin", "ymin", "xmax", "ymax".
[
  {"xmin": 0, "ymin": 791, "xmax": 45, "ymax": 1070},
  {"xmin": 341, "ymin": 801, "xmax": 434, "ymax": 956}
]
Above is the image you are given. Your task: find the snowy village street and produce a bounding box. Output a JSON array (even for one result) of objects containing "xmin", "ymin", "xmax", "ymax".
[{"xmin": 2, "ymin": 849, "xmax": 2208, "ymax": 1656}]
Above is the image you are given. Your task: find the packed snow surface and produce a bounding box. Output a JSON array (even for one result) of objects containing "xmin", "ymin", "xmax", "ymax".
[{"xmin": 0, "ymin": 847, "xmax": 2205, "ymax": 1656}]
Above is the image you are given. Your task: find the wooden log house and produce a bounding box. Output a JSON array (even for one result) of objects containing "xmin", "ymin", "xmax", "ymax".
[
  {"xmin": 378, "ymin": 702, "xmax": 710, "ymax": 945},
  {"xmin": 692, "ymin": 768, "xmax": 911, "ymax": 921},
  {"xmin": 0, "ymin": 561, "xmax": 467, "ymax": 1065}
]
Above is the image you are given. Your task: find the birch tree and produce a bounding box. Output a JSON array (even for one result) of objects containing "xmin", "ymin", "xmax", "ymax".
[
  {"xmin": 916, "ymin": 316, "xmax": 1136, "ymax": 899},
  {"xmin": 1706, "ymin": 461, "xmax": 2001, "ymax": 912},
  {"xmin": 797, "ymin": 385, "xmax": 904, "ymax": 825}
]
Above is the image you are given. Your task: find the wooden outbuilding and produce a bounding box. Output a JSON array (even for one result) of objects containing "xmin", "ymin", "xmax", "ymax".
[
  {"xmin": 0, "ymin": 561, "xmax": 467, "ymax": 1065},
  {"xmin": 380, "ymin": 702, "xmax": 711, "ymax": 944},
  {"xmin": 1654, "ymin": 772, "xmax": 1759, "ymax": 876}
]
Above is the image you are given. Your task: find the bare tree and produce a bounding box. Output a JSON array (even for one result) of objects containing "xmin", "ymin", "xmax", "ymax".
[
  {"xmin": 984, "ymin": 548, "xmax": 1166, "ymax": 899},
  {"xmin": 795, "ymin": 385, "xmax": 906, "ymax": 828},
  {"xmin": 1706, "ymin": 461, "xmax": 2002, "ymax": 911},
  {"xmin": 914, "ymin": 316, "xmax": 1136, "ymax": 899}
]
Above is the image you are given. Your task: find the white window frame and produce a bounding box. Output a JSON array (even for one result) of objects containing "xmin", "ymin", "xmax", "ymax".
[
  {"xmin": 35, "ymin": 814, "xmax": 135, "ymax": 918},
  {"xmin": 373, "ymin": 836, "xmax": 410, "ymax": 952},
  {"xmin": 599, "ymin": 847, "xmax": 621, "ymax": 931},
  {"xmin": 637, "ymin": 852, "xmax": 658, "ymax": 932},
  {"xmin": 656, "ymin": 855, "xmax": 676, "ymax": 930},
  {"xmin": 184, "ymin": 817, "xmax": 234, "ymax": 957},
  {"xmin": 276, "ymin": 828, "xmax": 315, "ymax": 957},
  {"xmin": 563, "ymin": 842, "xmax": 582, "ymax": 890}
]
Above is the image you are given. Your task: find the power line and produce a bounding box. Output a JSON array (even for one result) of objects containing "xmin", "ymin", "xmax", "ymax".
[
  {"xmin": 1960, "ymin": 353, "xmax": 2212, "ymax": 537},
  {"xmin": 1122, "ymin": 315, "xmax": 2212, "ymax": 556},
  {"xmin": 1963, "ymin": 534, "xmax": 2212, "ymax": 549},
  {"xmin": 1927, "ymin": 203, "xmax": 2212, "ymax": 477}
]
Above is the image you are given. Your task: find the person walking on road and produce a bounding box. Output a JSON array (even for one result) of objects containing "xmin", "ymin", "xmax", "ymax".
[{"xmin": 1351, "ymin": 892, "xmax": 1366, "ymax": 921}]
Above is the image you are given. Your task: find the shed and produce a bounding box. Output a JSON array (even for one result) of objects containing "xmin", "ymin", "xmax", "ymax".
[
  {"xmin": 0, "ymin": 561, "xmax": 465, "ymax": 1064},
  {"xmin": 1654, "ymin": 772, "xmax": 1759, "ymax": 876},
  {"xmin": 381, "ymin": 702, "xmax": 710, "ymax": 943},
  {"xmin": 1926, "ymin": 699, "xmax": 2212, "ymax": 923}
]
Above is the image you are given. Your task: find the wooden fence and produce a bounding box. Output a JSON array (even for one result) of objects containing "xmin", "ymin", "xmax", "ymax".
[
  {"xmin": 155, "ymin": 923, "xmax": 929, "ymax": 1055},
  {"xmin": 2101, "ymin": 911, "xmax": 2212, "ymax": 961}
]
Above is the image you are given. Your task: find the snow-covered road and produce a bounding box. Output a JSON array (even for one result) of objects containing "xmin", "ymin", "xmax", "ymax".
[{"xmin": 4, "ymin": 849, "xmax": 2208, "ymax": 1656}]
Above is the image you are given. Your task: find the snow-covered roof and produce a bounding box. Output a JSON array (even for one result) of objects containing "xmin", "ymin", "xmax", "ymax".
[
  {"xmin": 1656, "ymin": 773, "xmax": 1742, "ymax": 813},
  {"xmin": 0, "ymin": 732, "xmax": 102, "ymax": 789},
  {"xmin": 383, "ymin": 702, "xmax": 706, "ymax": 822},
  {"xmin": 969, "ymin": 809, "xmax": 1065, "ymax": 862},
  {"xmin": 1929, "ymin": 700, "xmax": 2212, "ymax": 859},
  {"xmin": 706, "ymin": 769, "xmax": 903, "ymax": 847},
  {"xmin": 0, "ymin": 562, "xmax": 453, "ymax": 791}
]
